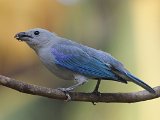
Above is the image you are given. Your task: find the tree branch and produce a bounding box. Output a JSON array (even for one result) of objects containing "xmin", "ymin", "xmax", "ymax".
[{"xmin": 0, "ymin": 75, "xmax": 159, "ymax": 103}]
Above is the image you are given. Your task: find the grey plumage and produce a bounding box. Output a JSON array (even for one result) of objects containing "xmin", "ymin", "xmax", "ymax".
[{"xmin": 14, "ymin": 28, "xmax": 155, "ymax": 94}]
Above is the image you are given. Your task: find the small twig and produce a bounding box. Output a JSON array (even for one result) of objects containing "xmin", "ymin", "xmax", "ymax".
[{"xmin": 0, "ymin": 75, "xmax": 159, "ymax": 103}]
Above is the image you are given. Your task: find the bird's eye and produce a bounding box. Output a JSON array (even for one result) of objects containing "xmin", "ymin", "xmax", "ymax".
[{"xmin": 34, "ymin": 31, "xmax": 40, "ymax": 35}]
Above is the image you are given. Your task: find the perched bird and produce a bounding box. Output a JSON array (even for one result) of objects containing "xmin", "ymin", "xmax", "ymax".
[{"xmin": 14, "ymin": 28, "xmax": 155, "ymax": 94}]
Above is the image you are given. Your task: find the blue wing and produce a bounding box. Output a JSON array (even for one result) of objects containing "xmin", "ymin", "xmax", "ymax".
[
  {"xmin": 51, "ymin": 45, "xmax": 119, "ymax": 80},
  {"xmin": 50, "ymin": 43, "xmax": 155, "ymax": 93}
]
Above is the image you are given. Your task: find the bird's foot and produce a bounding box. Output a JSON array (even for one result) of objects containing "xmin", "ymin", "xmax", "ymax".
[
  {"xmin": 91, "ymin": 90, "xmax": 101, "ymax": 105},
  {"xmin": 57, "ymin": 87, "xmax": 74, "ymax": 101},
  {"xmin": 57, "ymin": 87, "xmax": 73, "ymax": 92},
  {"xmin": 92, "ymin": 90, "xmax": 101, "ymax": 96}
]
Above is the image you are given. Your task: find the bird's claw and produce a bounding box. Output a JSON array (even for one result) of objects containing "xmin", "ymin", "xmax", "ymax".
[
  {"xmin": 57, "ymin": 87, "xmax": 73, "ymax": 92},
  {"xmin": 91, "ymin": 90, "xmax": 101, "ymax": 105},
  {"xmin": 92, "ymin": 90, "xmax": 101, "ymax": 96},
  {"xmin": 57, "ymin": 87, "xmax": 73, "ymax": 101},
  {"xmin": 65, "ymin": 93, "xmax": 71, "ymax": 102}
]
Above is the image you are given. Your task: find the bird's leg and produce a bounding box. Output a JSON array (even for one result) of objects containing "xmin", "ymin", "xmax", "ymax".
[
  {"xmin": 93, "ymin": 79, "xmax": 101, "ymax": 94},
  {"xmin": 58, "ymin": 82, "xmax": 83, "ymax": 101},
  {"xmin": 58, "ymin": 81, "xmax": 86, "ymax": 92},
  {"xmin": 57, "ymin": 77, "xmax": 88, "ymax": 101},
  {"xmin": 92, "ymin": 79, "xmax": 101, "ymax": 105},
  {"xmin": 58, "ymin": 79, "xmax": 87, "ymax": 92}
]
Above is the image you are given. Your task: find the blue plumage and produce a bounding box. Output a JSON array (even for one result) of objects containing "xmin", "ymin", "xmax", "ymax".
[
  {"xmin": 51, "ymin": 46, "xmax": 118, "ymax": 80},
  {"xmin": 15, "ymin": 28, "xmax": 155, "ymax": 94}
]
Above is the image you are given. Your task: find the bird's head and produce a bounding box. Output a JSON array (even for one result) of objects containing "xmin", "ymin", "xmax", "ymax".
[{"xmin": 14, "ymin": 28, "xmax": 57, "ymax": 50}]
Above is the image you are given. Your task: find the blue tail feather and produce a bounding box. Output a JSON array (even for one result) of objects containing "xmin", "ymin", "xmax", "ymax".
[{"xmin": 126, "ymin": 73, "xmax": 155, "ymax": 94}]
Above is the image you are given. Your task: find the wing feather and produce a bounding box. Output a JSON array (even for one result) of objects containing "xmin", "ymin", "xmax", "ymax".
[{"xmin": 51, "ymin": 45, "xmax": 117, "ymax": 79}]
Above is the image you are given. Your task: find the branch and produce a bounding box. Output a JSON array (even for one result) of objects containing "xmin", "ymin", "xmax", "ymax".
[{"xmin": 0, "ymin": 75, "xmax": 159, "ymax": 103}]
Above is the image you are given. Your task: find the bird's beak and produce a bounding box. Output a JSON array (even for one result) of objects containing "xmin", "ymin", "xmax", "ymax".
[{"xmin": 14, "ymin": 32, "xmax": 33, "ymax": 41}]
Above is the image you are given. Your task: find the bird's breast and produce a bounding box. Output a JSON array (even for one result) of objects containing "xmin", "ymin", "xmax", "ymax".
[{"xmin": 37, "ymin": 47, "xmax": 75, "ymax": 80}]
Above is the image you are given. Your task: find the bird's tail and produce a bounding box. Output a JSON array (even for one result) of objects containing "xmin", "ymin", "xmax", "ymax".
[{"xmin": 126, "ymin": 72, "xmax": 155, "ymax": 94}]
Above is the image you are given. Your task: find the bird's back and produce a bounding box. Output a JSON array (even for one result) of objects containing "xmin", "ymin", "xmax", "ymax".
[{"xmin": 57, "ymin": 38, "xmax": 124, "ymax": 70}]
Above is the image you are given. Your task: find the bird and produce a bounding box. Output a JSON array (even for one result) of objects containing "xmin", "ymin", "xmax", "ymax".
[{"xmin": 14, "ymin": 28, "xmax": 155, "ymax": 95}]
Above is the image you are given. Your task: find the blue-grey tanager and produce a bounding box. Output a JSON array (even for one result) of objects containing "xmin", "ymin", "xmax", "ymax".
[{"xmin": 14, "ymin": 28, "xmax": 155, "ymax": 94}]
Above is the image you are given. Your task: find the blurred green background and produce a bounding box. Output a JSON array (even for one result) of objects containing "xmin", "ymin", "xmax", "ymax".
[{"xmin": 0, "ymin": 0, "xmax": 160, "ymax": 120}]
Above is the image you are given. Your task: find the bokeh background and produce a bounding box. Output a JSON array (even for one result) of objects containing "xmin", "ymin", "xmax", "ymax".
[{"xmin": 0, "ymin": 0, "xmax": 160, "ymax": 120}]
